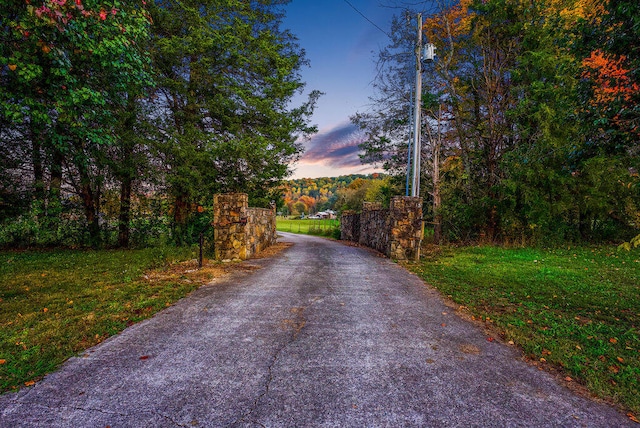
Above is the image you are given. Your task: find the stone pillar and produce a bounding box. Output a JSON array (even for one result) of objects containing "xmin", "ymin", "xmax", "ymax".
[
  {"xmin": 388, "ymin": 196, "xmax": 423, "ymax": 261},
  {"xmin": 213, "ymin": 193, "xmax": 248, "ymax": 261}
]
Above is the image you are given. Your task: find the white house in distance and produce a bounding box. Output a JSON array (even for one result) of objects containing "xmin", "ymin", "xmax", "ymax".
[{"xmin": 309, "ymin": 210, "xmax": 336, "ymax": 220}]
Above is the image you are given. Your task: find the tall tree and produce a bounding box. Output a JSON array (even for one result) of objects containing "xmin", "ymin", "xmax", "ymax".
[
  {"xmin": 1, "ymin": 0, "xmax": 152, "ymax": 245},
  {"xmin": 574, "ymin": 0, "xmax": 640, "ymax": 240},
  {"xmin": 149, "ymin": 0, "xmax": 319, "ymax": 244}
]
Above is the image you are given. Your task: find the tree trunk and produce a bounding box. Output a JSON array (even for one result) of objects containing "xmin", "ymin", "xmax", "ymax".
[
  {"xmin": 432, "ymin": 105, "xmax": 443, "ymax": 244},
  {"xmin": 173, "ymin": 193, "xmax": 190, "ymax": 246},
  {"xmin": 80, "ymin": 180, "xmax": 100, "ymax": 247},
  {"xmin": 48, "ymin": 147, "xmax": 64, "ymax": 217},
  {"xmin": 76, "ymin": 150, "xmax": 101, "ymax": 247},
  {"xmin": 117, "ymin": 177, "xmax": 132, "ymax": 248},
  {"xmin": 31, "ymin": 131, "xmax": 45, "ymax": 203},
  {"xmin": 116, "ymin": 97, "xmax": 137, "ymax": 248}
]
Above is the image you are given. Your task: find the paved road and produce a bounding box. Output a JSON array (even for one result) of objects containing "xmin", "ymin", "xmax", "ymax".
[{"xmin": 0, "ymin": 233, "xmax": 632, "ymax": 427}]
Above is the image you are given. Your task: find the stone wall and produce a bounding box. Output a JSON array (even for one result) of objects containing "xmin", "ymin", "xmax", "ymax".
[
  {"xmin": 340, "ymin": 196, "xmax": 423, "ymax": 261},
  {"xmin": 246, "ymin": 207, "xmax": 277, "ymax": 257},
  {"xmin": 359, "ymin": 203, "xmax": 389, "ymax": 255},
  {"xmin": 340, "ymin": 210, "xmax": 360, "ymax": 242},
  {"xmin": 213, "ymin": 193, "xmax": 276, "ymax": 261}
]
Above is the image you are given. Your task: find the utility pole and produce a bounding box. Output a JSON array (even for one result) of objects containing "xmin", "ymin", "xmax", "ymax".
[{"xmin": 411, "ymin": 13, "xmax": 423, "ymax": 197}]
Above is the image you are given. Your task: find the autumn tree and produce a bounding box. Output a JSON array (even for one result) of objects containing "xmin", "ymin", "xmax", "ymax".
[
  {"xmin": 577, "ymin": 0, "xmax": 639, "ymax": 151},
  {"xmin": 573, "ymin": 0, "xmax": 640, "ymax": 241},
  {"xmin": 355, "ymin": 0, "xmax": 637, "ymax": 243}
]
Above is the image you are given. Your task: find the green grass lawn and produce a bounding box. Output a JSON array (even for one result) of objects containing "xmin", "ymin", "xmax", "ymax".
[
  {"xmin": 0, "ymin": 246, "xmax": 213, "ymax": 392},
  {"xmin": 410, "ymin": 245, "xmax": 640, "ymax": 416},
  {"xmin": 276, "ymin": 217, "xmax": 340, "ymax": 238}
]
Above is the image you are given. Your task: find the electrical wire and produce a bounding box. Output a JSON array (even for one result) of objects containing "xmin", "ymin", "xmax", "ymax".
[{"xmin": 343, "ymin": 0, "xmax": 390, "ymax": 38}]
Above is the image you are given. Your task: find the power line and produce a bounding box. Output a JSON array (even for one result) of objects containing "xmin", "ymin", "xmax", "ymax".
[{"xmin": 343, "ymin": 0, "xmax": 390, "ymax": 38}]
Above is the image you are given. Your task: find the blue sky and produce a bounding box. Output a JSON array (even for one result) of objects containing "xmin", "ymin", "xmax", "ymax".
[{"xmin": 282, "ymin": 0, "xmax": 393, "ymax": 179}]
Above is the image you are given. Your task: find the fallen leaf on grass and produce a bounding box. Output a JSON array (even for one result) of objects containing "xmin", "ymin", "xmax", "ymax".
[
  {"xmin": 627, "ymin": 413, "xmax": 639, "ymax": 423},
  {"xmin": 564, "ymin": 376, "xmax": 573, "ymax": 382},
  {"xmin": 540, "ymin": 357, "xmax": 547, "ymax": 362},
  {"xmin": 0, "ymin": 359, "xmax": 5, "ymax": 364},
  {"xmin": 43, "ymin": 308, "xmax": 48, "ymax": 313},
  {"xmin": 609, "ymin": 338, "xmax": 618, "ymax": 344},
  {"xmin": 542, "ymin": 349, "xmax": 551, "ymax": 356},
  {"xmin": 609, "ymin": 365, "xmax": 620, "ymax": 374},
  {"xmin": 24, "ymin": 380, "xmax": 35, "ymax": 387},
  {"xmin": 617, "ymin": 357, "xmax": 624, "ymax": 363}
]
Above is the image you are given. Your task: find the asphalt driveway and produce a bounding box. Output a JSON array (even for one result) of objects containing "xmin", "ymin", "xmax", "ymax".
[{"xmin": 0, "ymin": 232, "xmax": 632, "ymax": 427}]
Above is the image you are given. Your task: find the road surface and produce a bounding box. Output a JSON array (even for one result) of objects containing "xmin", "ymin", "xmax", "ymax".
[{"xmin": 0, "ymin": 232, "xmax": 632, "ymax": 427}]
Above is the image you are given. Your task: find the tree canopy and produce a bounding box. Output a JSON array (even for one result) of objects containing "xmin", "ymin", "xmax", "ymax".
[
  {"xmin": 353, "ymin": 0, "xmax": 639, "ymax": 244},
  {"xmin": 1, "ymin": 0, "xmax": 319, "ymax": 247}
]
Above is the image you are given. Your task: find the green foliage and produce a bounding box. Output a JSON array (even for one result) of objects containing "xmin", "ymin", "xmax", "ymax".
[
  {"xmin": 0, "ymin": 0, "xmax": 153, "ymax": 246},
  {"xmin": 619, "ymin": 234, "xmax": 640, "ymax": 251},
  {"xmin": 148, "ymin": 0, "xmax": 319, "ymax": 244},
  {"xmin": 355, "ymin": 0, "xmax": 639, "ymax": 244},
  {"xmin": 0, "ymin": 0, "xmax": 319, "ymax": 249},
  {"xmin": 0, "ymin": 207, "xmax": 86, "ymax": 248},
  {"xmin": 412, "ymin": 245, "xmax": 640, "ymax": 414}
]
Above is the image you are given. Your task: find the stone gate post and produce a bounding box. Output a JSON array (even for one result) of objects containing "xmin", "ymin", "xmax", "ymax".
[
  {"xmin": 389, "ymin": 197, "xmax": 423, "ymax": 261},
  {"xmin": 213, "ymin": 193, "xmax": 248, "ymax": 261}
]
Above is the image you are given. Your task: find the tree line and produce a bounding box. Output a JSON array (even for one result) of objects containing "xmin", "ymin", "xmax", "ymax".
[
  {"xmin": 279, "ymin": 174, "xmax": 390, "ymax": 216},
  {"xmin": 0, "ymin": 0, "xmax": 319, "ymax": 248},
  {"xmin": 354, "ymin": 0, "xmax": 639, "ymax": 245}
]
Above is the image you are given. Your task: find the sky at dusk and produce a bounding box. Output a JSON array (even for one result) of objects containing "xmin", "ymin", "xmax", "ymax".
[{"xmin": 282, "ymin": 0, "xmax": 394, "ymax": 179}]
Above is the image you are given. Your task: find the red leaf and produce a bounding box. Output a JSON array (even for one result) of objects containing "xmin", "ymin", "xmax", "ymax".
[{"xmin": 139, "ymin": 355, "xmax": 149, "ymax": 360}]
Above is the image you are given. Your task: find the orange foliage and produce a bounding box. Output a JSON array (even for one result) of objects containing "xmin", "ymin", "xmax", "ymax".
[
  {"xmin": 422, "ymin": 0, "xmax": 473, "ymax": 44},
  {"xmin": 546, "ymin": 0, "xmax": 606, "ymax": 25},
  {"xmin": 298, "ymin": 195, "xmax": 316, "ymax": 210},
  {"xmin": 582, "ymin": 50, "xmax": 639, "ymax": 104}
]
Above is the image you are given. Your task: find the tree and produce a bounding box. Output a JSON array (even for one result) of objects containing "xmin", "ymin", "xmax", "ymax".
[
  {"xmin": 574, "ymin": 0, "xmax": 640, "ymax": 242},
  {"xmin": 577, "ymin": 0, "xmax": 639, "ymax": 151},
  {"xmin": 1, "ymin": 0, "xmax": 152, "ymax": 245},
  {"xmin": 148, "ymin": 0, "xmax": 319, "ymax": 244},
  {"xmin": 355, "ymin": 0, "xmax": 637, "ymax": 244}
]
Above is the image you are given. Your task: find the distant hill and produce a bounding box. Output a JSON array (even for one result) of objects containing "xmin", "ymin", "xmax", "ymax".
[{"xmin": 280, "ymin": 174, "xmax": 384, "ymax": 215}]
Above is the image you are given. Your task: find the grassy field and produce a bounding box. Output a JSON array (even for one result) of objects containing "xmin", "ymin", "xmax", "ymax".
[
  {"xmin": 410, "ymin": 245, "xmax": 640, "ymax": 417},
  {"xmin": 276, "ymin": 217, "xmax": 340, "ymax": 238},
  {"xmin": 0, "ymin": 247, "xmax": 226, "ymax": 392}
]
